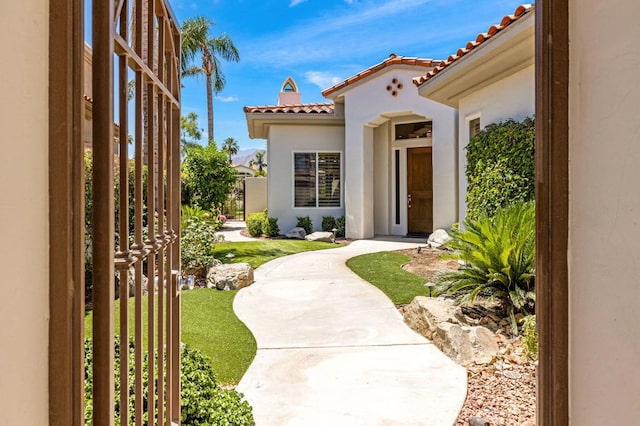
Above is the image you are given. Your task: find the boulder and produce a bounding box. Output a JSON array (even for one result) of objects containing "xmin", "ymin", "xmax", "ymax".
[
  {"xmin": 434, "ymin": 323, "xmax": 499, "ymax": 366},
  {"xmin": 285, "ymin": 227, "xmax": 307, "ymax": 239},
  {"xmin": 115, "ymin": 267, "xmax": 149, "ymax": 297},
  {"xmin": 207, "ymin": 262, "xmax": 254, "ymax": 291},
  {"xmin": 427, "ymin": 229, "xmax": 452, "ymax": 249},
  {"xmin": 404, "ymin": 296, "xmax": 499, "ymax": 366},
  {"xmin": 305, "ymin": 231, "xmax": 335, "ymax": 243},
  {"xmin": 403, "ymin": 297, "xmax": 466, "ymax": 339}
]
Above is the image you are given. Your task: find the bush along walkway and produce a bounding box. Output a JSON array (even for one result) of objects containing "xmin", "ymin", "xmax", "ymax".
[{"xmin": 234, "ymin": 239, "xmax": 467, "ymax": 425}]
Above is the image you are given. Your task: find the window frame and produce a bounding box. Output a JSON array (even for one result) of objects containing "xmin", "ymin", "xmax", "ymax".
[{"xmin": 292, "ymin": 150, "xmax": 343, "ymax": 209}]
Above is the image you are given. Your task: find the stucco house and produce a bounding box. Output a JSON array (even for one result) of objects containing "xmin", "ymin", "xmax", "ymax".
[
  {"xmin": 414, "ymin": 4, "xmax": 535, "ymax": 224},
  {"xmin": 232, "ymin": 164, "xmax": 256, "ymax": 178},
  {"xmin": 245, "ymin": 59, "xmax": 458, "ymax": 239},
  {"xmin": 2, "ymin": 0, "xmax": 639, "ymax": 424}
]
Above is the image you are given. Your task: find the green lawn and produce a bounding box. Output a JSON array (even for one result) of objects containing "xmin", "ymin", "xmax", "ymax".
[
  {"xmin": 213, "ymin": 240, "xmax": 337, "ymax": 268},
  {"xmin": 85, "ymin": 289, "xmax": 255, "ymax": 385},
  {"xmin": 84, "ymin": 240, "xmax": 339, "ymax": 385},
  {"xmin": 346, "ymin": 251, "xmax": 431, "ymax": 305}
]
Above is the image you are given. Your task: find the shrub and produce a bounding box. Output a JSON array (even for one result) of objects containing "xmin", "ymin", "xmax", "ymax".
[
  {"xmin": 181, "ymin": 205, "xmax": 213, "ymax": 227},
  {"xmin": 181, "ymin": 142, "xmax": 237, "ymax": 211},
  {"xmin": 84, "ymin": 337, "xmax": 254, "ymax": 425},
  {"xmin": 466, "ymin": 117, "xmax": 535, "ymax": 220},
  {"xmin": 264, "ymin": 216, "xmax": 280, "ymax": 237},
  {"xmin": 296, "ymin": 216, "xmax": 313, "ymax": 234},
  {"xmin": 246, "ymin": 211, "xmax": 266, "ymax": 237},
  {"xmin": 335, "ymin": 216, "xmax": 346, "ymax": 238},
  {"xmin": 436, "ymin": 201, "xmax": 536, "ymax": 335},
  {"xmin": 181, "ymin": 215, "xmax": 223, "ymax": 275},
  {"xmin": 321, "ymin": 216, "xmax": 337, "ymax": 232},
  {"xmin": 521, "ymin": 315, "xmax": 538, "ymax": 360}
]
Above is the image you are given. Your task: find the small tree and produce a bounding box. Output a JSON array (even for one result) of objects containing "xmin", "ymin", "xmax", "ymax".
[{"xmin": 181, "ymin": 142, "xmax": 237, "ymax": 211}]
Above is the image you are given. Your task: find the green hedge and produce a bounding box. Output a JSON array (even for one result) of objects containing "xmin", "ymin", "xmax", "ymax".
[
  {"xmin": 466, "ymin": 117, "xmax": 535, "ymax": 220},
  {"xmin": 246, "ymin": 210, "xmax": 279, "ymax": 237},
  {"xmin": 296, "ymin": 216, "xmax": 313, "ymax": 234}
]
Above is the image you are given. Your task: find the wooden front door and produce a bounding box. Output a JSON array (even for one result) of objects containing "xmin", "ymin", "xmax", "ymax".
[{"xmin": 407, "ymin": 147, "xmax": 433, "ymax": 235}]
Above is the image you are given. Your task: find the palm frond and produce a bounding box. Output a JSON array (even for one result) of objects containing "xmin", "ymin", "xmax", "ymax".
[{"xmin": 437, "ymin": 201, "xmax": 536, "ymax": 320}]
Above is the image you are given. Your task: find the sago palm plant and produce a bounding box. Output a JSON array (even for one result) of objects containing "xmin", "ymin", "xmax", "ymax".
[{"xmin": 436, "ymin": 201, "xmax": 536, "ymax": 334}]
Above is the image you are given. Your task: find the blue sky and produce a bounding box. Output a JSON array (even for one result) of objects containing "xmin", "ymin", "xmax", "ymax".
[{"xmin": 92, "ymin": 0, "xmax": 527, "ymax": 151}]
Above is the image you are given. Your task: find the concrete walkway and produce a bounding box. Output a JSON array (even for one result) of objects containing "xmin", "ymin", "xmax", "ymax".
[
  {"xmin": 216, "ymin": 219, "xmax": 258, "ymax": 242},
  {"xmin": 234, "ymin": 239, "xmax": 467, "ymax": 425}
]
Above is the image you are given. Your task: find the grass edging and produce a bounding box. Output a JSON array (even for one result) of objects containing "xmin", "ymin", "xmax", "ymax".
[
  {"xmin": 212, "ymin": 240, "xmax": 337, "ymax": 269},
  {"xmin": 346, "ymin": 251, "xmax": 431, "ymax": 305}
]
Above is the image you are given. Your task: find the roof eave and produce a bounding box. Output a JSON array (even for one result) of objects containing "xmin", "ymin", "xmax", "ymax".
[
  {"xmin": 323, "ymin": 62, "xmax": 437, "ymax": 100},
  {"xmin": 245, "ymin": 113, "xmax": 345, "ymax": 139},
  {"xmin": 417, "ymin": 10, "xmax": 535, "ymax": 107}
]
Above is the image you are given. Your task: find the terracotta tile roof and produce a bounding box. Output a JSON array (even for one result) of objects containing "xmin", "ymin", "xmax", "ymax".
[
  {"xmin": 322, "ymin": 54, "xmax": 441, "ymax": 97},
  {"xmin": 413, "ymin": 4, "xmax": 534, "ymax": 87},
  {"xmin": 243, "ymin": 103, "xmax": 334, "ymax": 114}
]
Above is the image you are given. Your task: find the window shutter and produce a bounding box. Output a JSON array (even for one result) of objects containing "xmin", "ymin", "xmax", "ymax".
[
  {"xmin": 318, "ymin": 153, "xmax": 341, "ymax": 207},
  {"xmin": 294, "ymin": 153, "xmax": 316, "ymax": 207}
]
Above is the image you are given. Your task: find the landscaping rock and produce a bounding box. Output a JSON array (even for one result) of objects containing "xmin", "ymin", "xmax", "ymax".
[
  {"xmin": 285, "ymin": 227, "xmax": 307, "ymax": 239},
  {"xmin": 427, "ymin": 228, "xmax": 452, "ymax": 249},
  {"xmin": 403, "ymin": 296, "xmax": 499, "ymax": 366},
  {"xmin": 403, "ymin": 297, "xmax": 466, "ymax": 339},
  {"xmin": 435, "ymin": 323, "xmax": 499, "ymax": 366},
  {"xmin": 115, "ymin": 267, "xmax": 149, "ymax": 297},
  {"xmin": 305, "ymin": 231, "xmax": 334, "ymax": 243},
  {"xmin": 207, "ymin": 263, "xmax": 254, "ymax": 291}
]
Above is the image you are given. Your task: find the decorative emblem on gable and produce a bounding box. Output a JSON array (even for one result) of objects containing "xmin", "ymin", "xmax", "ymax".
[{"xmin": 386, "ymin": 77, "xmax": 404, "ymax": 97}]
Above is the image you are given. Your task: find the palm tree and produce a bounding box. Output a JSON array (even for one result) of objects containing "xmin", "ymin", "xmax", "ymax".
[
  {"xmin": 222, "ymin": 137, "xmax": 239, "ymax": 164},
  {"xmin": 250, "ymin": 151, "xmax": 267, "ymax": 176},
  {"xmin": 181, "ymin": 17, "xmax": 240, "ymax": 143}
]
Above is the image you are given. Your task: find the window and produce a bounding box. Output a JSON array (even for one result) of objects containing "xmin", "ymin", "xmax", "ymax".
[
  {"xmin": 294, "ymin": 152, "xmax": 341, "ymax": 207},
  {"xmin": 469, "ymin": 117, "xmax": 481, "ymax": 139},
  {"xmin": 395, "ymin": 121, "xmax": 432, "ymax": 140}
]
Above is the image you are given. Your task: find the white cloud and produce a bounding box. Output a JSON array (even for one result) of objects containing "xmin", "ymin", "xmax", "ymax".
[
  {"xmin": 290, "ymin": 0, "xmax": 309, "ymax": 6},
  {"xmin": 305, "ymin": 71, "xmax": 343, "ymax": 90},
  {"xmin": 216, "ymin": 95, "xmax": 240, "ymax": 102}
]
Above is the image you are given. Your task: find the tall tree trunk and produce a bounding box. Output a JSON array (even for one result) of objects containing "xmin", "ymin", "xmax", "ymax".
[{"xmin": 206, "ymin": 74, "xmax": 214, "ymax": 143}]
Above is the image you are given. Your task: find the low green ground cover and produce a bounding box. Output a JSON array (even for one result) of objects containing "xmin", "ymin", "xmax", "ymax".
[
  {"xmin": 346, "ymin": 251, "xmax": 431, "ymax": 305},
  {"xmin": 85, "ymin": 288, "xmax": 255, "ymax": 385}
]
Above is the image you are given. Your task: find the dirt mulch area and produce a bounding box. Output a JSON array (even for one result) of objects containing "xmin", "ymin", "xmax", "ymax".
[{"xmin": 397, "ymin": 247, "xmax": 537, "ymax": 426}]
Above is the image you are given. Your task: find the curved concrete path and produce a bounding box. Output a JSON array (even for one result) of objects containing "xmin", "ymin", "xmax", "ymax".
[{"xmin": 234, "ymin": 239, "xmax": 467, "ymax": 425}]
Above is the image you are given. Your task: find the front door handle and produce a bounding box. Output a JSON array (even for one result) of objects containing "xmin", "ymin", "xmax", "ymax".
[{"xmin": 408, "ymin": 193, "xmax": 412, "ymax": 208}]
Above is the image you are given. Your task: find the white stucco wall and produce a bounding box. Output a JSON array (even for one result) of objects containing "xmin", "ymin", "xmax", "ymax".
[
  {"xmin": 568, "ymin": 1, "xmax": 640, "ymax": 423},
  {"xmin": 457, "ymin": 64, "xmax": 535, "ymax": 223},
  {"xmin": 0, "ymin": 1, "xmax": 50, "ymax": 423},
  {"xmin": 341, "ymin": 67, "xmax": 458, "ymax": 238},
  {"xmin": 244, "ymin": 177, "xmax": 268, "ymax": 216},
  {"xmin": 373, "ymin": 122, "xmax": 391, "ymax": 235},
  {"xmin": 268, "ymin": 125, "xmax": 345, "ymax": 233}
]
